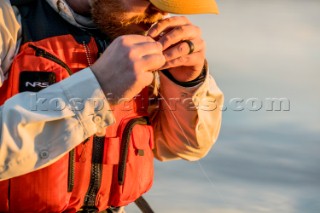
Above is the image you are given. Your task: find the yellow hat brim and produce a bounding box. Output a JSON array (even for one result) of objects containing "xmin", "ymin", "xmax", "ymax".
[{"xmin": 149, "ymin": 0, "xmax": 219, "ymax": 14}]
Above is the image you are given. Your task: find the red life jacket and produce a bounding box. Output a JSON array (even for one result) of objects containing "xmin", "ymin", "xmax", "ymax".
[{"xmin": 0, "ymin": 1, "xmax": 154, "ymax": 212}]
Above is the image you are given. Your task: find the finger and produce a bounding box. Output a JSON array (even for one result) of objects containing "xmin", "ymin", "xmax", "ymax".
[
  {"xmin": 148, "ymin": 16, "xmax": 191, "ymax": 38},
  {"xmin": 140, "ymin": 54, "xmax": 166, "ymax": 72},
  {"xmin": 163, "ymin": 39, "xmax": 205, "ymax": 61},
  {"xmin": 116, "ymin": 34, "xmax": 155, "ymax": 45},
  {"xmin": 139, "ymin": 71, "xmax": 155, "ymax": 86},
  {"xmin": 161, "ymin": 51, "xmax": 205, "ymax": 70},
  {"xmin": 133, "ymin": 41, "xmax": 163, "ymax": 58},
  {"xmin": 148, "ymin": 27, "xmax": 172, "ymax": 42},
  {"xmin": 158, "ymin": 25, "xmax": 201, "ymax": 50}
]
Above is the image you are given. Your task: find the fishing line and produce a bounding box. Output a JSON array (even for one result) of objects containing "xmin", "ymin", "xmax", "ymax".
[{"xmin": 158, "ymin": 91, "xmax": 226, "ymax": 204}]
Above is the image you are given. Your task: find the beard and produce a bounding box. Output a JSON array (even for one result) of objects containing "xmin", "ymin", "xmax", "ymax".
[{"xmin": 91, "ymin": 0, "xmax": 164, "ymax": 40}]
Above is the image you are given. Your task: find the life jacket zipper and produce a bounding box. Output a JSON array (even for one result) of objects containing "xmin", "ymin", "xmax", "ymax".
[
  {"xmin": 28, "ymin": 44, "xmax": 73, "ymax": 75},
  {"xmin": 28, "ymin": 43, "xmax": 75, "ymax": 192},
  {"xmin": 81, "ymin": 40, "xmax": 105, "ymax": 210},
  {"xmin": 118, "ymin": 117, "xmax": 148, "ymax": 185},
  {"xmin": 83, "ymin": 136, "xmax": 105, "ymax": 208},
  {"xmin": 67, "ymin": 149, "xmax": 75, "ymax": 192}
]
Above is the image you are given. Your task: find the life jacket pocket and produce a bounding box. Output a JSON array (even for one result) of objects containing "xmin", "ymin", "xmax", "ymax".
[
  {"xmin": 0, "ymin": 42, "xmax": 72, "ymax": 100},
  {"xmin": 105, "ymin": 116, "xmax": 154, "ymax": 207}
]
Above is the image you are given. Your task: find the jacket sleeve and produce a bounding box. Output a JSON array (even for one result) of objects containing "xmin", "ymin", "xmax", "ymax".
[
  {"xmin": 0, "ymin": 1, "xmax": 115, "ymax": 180},
  {"xmin": 152, "ymin": 69, "xmax": 224, "ymax": 161},
  {"xmin": 0, "ymin": 0, "xmax": 21, "ymax": 86},
  {"xmin": 0, "ymin": 68, "xmax": 115, "ymax": 180}
]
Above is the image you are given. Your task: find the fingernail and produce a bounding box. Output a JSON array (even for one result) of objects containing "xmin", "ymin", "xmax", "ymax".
[{"xmin": 148, "ymin": 29, "xmax": 157, "ymax": 37}]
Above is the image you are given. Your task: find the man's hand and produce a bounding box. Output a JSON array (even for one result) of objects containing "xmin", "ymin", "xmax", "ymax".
[
  {"xmin": 148, "ymin": 16, "xmax": 206, "ymax": 82},
  {"xmin": 91, "ymin": 35, "xmax": 165, "ymax": 104}
]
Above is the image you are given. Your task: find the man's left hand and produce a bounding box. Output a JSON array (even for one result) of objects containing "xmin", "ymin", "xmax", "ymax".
[{"xmin": 148, "ymin": 16, "xmax": 206, "ymax": 82}]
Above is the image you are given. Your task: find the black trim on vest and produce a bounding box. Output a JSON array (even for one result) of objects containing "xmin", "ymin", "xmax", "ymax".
[
  {"xmin": 13, "ymin": 0, "xmax": 113, "ymax": 57},
  {"xmin": 10, "ymin": 0, "xmax": 36, "ymax": 7},
  {"xmin": 15, "ymin": 0, "xmax": 111, "ymax": 46},
  {"xmin": 16, "ymin": 0, "xmax": 91, "ymax": 44}
]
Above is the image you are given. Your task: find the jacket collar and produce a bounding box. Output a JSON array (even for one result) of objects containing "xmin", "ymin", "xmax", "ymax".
[{"xmin": 45, "ymin": 0, "xmax": 96, "ymax": 29}]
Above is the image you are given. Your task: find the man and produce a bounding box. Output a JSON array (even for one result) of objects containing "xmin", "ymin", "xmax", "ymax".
[{"xmin": 0, "ymin": 0, "xmax": 223, "ymax": 212}]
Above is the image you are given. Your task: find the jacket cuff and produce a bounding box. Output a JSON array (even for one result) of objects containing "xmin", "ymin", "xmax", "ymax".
[
  {"xmin": 59, "ymin": 68, "xmax": 115, "ymax": 138},
  {"xmin": 160, "ymin": 60, "xmax": 208, "ymax": 87}
]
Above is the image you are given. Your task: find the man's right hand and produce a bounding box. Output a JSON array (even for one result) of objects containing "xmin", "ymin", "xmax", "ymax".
[{"xmin": 90, "ymin": 35, "xmax": 165, "ymax": 105}]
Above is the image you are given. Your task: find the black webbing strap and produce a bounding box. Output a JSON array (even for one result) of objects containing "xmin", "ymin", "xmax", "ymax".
[{"xmin": 134, "ymin": 196, "xmax": 155, "ymax": 213}]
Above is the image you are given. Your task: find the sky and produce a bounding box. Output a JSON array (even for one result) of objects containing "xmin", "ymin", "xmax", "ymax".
[{"xmin": 127, "ymin": 0, "xmax": 320, "ymax": 212}]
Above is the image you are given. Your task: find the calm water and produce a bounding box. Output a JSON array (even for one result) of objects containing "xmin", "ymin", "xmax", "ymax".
[{"xmin": 128, "ymin": 0, "xmax": 320, "ymax": 212}]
